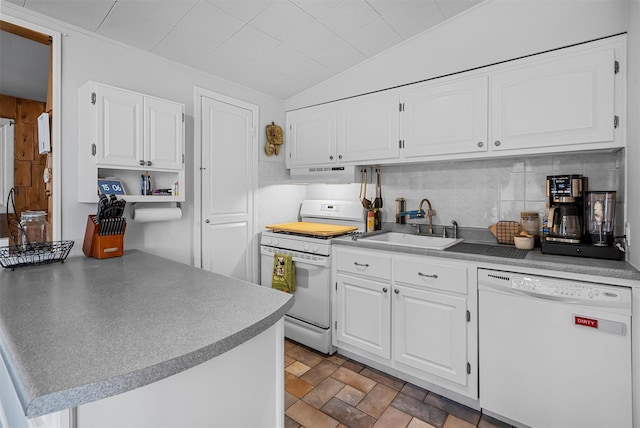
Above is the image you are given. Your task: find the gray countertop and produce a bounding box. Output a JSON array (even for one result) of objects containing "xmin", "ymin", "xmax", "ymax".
[
  {"xmin": 333, "ymin": 234, "xmax": 640, "ymax": 282},
  {"xmin": 0, "ymin": 250, "xmax": 293, "ymax": 418}
]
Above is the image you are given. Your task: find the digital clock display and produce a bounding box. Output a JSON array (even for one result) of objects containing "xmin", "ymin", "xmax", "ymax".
[{"xmin": 98, "ymin": 179, "xmax": 126, "ymax": 195}]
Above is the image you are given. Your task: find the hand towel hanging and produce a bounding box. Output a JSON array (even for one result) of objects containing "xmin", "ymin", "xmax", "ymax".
[{"xmin": 272, "ymin": 253, "xmax": 296, "ymax": 293}]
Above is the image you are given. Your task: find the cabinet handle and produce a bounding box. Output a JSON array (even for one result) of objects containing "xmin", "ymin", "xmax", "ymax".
[
  {"xmin": 329, "ymin": 155, "xmax": 334, "ymax": 160},
  {"xmin": 383, "ymin": 287, "xmax": 388, "ymax": 293},
  {"xmin": 139, "ymin": 160, "xmax": 145, "ymax": 166},
  {"xmin": 394, "ymin": 289, "xmax": 400, "ymax": 294},
  {"xmin": 338, "ymin": 155, "xmax": 343, "ymax": 159},
  {"xmin": 146, "ymin": 161, "xmax": 152, "ymax": 166},
  {"xmin": 418, "ymin": 272, "xmax": 438, "ymax": 279},
  {"xmin": 494, "ymin": 140, "xmax": 501, "ymax": 147},
  {"xmin": 477, "ymin": 141, "xmax": 483, "ymax": 148},
  {"xmin": 205, "ymin": 219, "xmax": 210, "ymax": 223},
  {"xmin": 354, "ymin": 262, "xmax": 369, "ymax": 268}
]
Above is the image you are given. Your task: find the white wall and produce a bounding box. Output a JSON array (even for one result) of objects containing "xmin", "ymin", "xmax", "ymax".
[
  {"xmin": 286, "ymin": 0, "xmax": 629, "ymax": 110},
  {"xmin": 3, "ymin": 3, "xmax": 285, "ymax": 266},
  {"xmin": 627, "ymin": 0, "xmax": 640, "ymax": 269}
]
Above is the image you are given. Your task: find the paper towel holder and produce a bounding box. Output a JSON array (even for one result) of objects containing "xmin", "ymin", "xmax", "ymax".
[{"xmin": 130, "ymin": 202, "xmax": 181, "ymax": 220}]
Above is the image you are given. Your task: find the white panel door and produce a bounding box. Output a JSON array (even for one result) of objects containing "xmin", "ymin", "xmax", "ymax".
[
  {"xmin": 337, "ymin": 93, "xmax": 400, "ymax": 163},
  {"xmin": 144, "ymin": 96, "xmax": 184, "ymax": 170},
  {"xmin": 401, "ymin": 76, "xmax": 488, "ymax": 157},
  {"xmin": 490, "ymin": 48, "xmax": 616, "ymax": 151},
  {"xmin": 393, "ymin": 284, "xmax": 467, "ymax": 386},
  {"xmin": 201, "ymin": 96, "xmax": 255, "ymax": 281},
  {"xmin": 95, "ymin": 84, "xmax": 143, "ymax": 167},
  {"xmin": 336, "ymin": 274, "xmax": 391, "ymax": 359}
]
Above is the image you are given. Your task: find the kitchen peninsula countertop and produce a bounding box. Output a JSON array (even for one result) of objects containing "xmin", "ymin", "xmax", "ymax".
[
  {"xmin": 334, "ymin": 234, "xmax": 640, "ymax": 282},
  {"xmin": 0, "ymin": 250, "xmax": 293, "ymax": 418}
]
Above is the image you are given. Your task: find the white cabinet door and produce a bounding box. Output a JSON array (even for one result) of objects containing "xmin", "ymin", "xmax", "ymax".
[
  {"xmin": 393, "ymin": 284, "xmax": 468, "ymax": 386},
  {"xmin": 401, "ymin": 76, "xmax": 488, "ymax": 157},
  {"xmin": 337, "ymin": 93, "xmax": 400, "ymax": 163},
  {"xmin": 335, "ymin": 273, "xmax": 391, "ymax": 359},
  {"xmin": 94, "ymin": 84, "xmax": 143, "ymax": 167},
  {"xmin": 144, "ymin": 96, "xmax": 184, "ymax": 171},
  {"xmin": 286, "ymin": 107, "xmax": 336, "ymax": 167},
  {"xmin": 490, "ymin": 48, "xmax": 616, "ymax": 151}
]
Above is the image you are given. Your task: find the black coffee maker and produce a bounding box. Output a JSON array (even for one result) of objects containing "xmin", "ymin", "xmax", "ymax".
[
  {"xmin": 545, "ymin": 174, "xmax": 586, "ymax": 243},
  {"xmin": 541, "ymin": 174, "xmax": 622, "ymax": 260}
]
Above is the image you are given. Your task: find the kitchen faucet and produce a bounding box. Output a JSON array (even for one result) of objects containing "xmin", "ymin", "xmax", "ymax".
[{"xmin": 417, "ymin": 198, "xmax": 435, "ymax": 235}]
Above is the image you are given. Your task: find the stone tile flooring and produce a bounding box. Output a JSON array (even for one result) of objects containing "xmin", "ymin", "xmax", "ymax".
[{"xmin": 284, "ymin": 339, "xmax": 513, "ymax": 428}]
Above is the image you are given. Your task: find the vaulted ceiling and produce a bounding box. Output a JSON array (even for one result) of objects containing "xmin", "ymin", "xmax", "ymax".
[{"xmin": 3, "ymin": 0, "xmax": 482, "ymax": 99}]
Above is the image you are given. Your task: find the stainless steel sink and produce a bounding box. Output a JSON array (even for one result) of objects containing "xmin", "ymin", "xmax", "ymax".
[{"xmin": 360, "ymin": 232, "xmax": 463, "ymax": 250}]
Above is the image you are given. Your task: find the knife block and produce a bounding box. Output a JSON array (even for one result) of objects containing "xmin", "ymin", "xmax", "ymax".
[{"xmin": 82, "ymin": 215, "xmax": 126, "ymax": 259}]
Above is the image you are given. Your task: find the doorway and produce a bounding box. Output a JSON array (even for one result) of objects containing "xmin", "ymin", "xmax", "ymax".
[
  {"xmin": 194, "ymin": 88, "xmax": 258, "ymax": 282},
  {"xmin": 0, "ymin": 17, "xmax": 61, "ymax": 241}
]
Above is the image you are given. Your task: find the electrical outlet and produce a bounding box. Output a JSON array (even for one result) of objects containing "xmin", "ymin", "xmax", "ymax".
[{"xmin": 625, "ymin": 222, "xmax": 631, "ymax": 247}]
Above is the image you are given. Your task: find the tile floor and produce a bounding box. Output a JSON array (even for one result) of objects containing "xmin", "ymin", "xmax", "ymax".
[{"xmin": 284, "ymin": 339, "xmax": 513, "ymax": 428}]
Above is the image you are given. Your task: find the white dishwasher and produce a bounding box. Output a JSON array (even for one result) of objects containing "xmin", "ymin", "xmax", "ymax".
[{"xmin": 478, "ymin": 269, "xmax": 632, "ymax": 428}]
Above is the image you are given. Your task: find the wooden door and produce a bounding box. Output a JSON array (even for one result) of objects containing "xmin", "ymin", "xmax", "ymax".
[{"xmin": 200, "ymin": 95, "xmax": 256, "ymax": 281}]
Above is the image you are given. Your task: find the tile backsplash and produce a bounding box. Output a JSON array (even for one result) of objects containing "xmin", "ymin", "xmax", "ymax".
[{"xmin": 259, "ymin": 150, "xmax": 625, "ymax": 233}]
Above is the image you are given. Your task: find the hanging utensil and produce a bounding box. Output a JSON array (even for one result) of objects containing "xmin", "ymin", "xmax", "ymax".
[
  {"xmin": 360, "ymin": 168, "xmax": 372, "ymax": 209},
  {"xmin": 374, "ymin": 168, "xmax": 383, "ymax": 209}
]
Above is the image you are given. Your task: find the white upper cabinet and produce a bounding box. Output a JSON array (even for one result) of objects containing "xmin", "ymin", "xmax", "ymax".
[
  {"xmin": 401, "ymin": 76, "xmax": 488, "ymax": 158},
  {"xmin": 89, "ymin": 83, "xmax": 184, "ymax": 171},
  {"xmin": 286, "ymin": 106, "xmax": 336, "ymax": 168},
  {"xmin": 78, "ymin": 81, "xmax": 185, "ymax": 202},
  {"xmin": 285, "ymin": 35, "xmax": 624, "ymax": 168},
  {"xmin": 93, "ymin": 84, "xmax": 144, "ymax": 168},
  {"xmin": 337, "ymin": 93, "xmax": 400, "ymax": 163},
  {"xmin": 490, "ymin": 47, "xmax": 616, "ymax": 152},
  {"xmin": 144, "ymin": 96, "xmax": 185, "ymax": 170}
]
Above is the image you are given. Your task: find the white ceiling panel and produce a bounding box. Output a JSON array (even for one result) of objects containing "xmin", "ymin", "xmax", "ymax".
[
  {"xmin": 97, "ymin": 2, "xmax": 173, "ymax": 51},
  {"xmin": 289, "ymin": 0, "xmax": 342, "ymax": 18},
  {"xmin": 313, "ymin": 40, "xmax": 367, "ymax": 72},
  {"xmin": 207, "ymin": 0, "xmax": 274, "ymax": 22},
  {"xmin": 24, "ymin": 0, "xmax": 116, "ymax": 32},
  {"xmin": 283, "ymin": 21, "xmax": 341, "ymax": 56},
  {"xmin": 116, "ymin": 0, "xmax": 198, "ymax": 27},
  {"xmin": 317, "ymin": 0, "xmax": 380, "ymax": 37},
  {"xmin": 223, "ymin": 26, "xmax": 280, "ymax": 61},
  {"xmin": 345, "ymin": 16, "xmax": 400, "ymax": 56},
  {"xmin": 250, "ymin": 1, "xmax": 314, "ymax": 41},
  {"xmin": 384, "ymin": 0, "xmax": 445, "ymax": 38},
  {"xmin": 6, "ymin": 0, "xmax": 483, "ymax": 99}
]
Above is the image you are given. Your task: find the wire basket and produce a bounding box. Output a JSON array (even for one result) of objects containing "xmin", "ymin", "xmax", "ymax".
[{"xmin": 0, "ymin": 240, "xmax": 75, "ymax": 270}]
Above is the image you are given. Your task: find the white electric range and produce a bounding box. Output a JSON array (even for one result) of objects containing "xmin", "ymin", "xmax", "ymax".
[{"xmin": 260, "ymin": 200, "xmax": 365, "ymax": 354}]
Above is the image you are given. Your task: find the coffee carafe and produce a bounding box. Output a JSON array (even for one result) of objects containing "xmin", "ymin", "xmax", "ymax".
[{"xmin": 545, "ymin": 175, "xmax": 586, "ymax": 244}]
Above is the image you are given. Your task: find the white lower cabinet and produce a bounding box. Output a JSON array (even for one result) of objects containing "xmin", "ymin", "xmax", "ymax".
[{"xmin": 333, "ymin": 247, "xmax": 477, "ymax": 399}]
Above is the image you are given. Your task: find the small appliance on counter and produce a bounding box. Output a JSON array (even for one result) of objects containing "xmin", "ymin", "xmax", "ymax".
[{"xmin": 540, "ymin": 175, "xmax": 622, "ymax": 260}]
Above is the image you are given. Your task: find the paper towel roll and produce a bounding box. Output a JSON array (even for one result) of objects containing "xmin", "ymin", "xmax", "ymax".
[{"xmin": 132, "ymin": 207, "xmax": 182, "ymax": 223}]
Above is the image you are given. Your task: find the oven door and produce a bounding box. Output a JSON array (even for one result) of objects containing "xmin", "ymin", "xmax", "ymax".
[{"xmin": 260, "ymin": 246, "xmax": 331, "ymax": 328}]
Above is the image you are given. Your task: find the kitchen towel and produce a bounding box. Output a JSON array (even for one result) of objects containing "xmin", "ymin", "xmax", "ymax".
[{"xmin": 272, "ymin": 253, "xmax": 296, "ymax": 293}]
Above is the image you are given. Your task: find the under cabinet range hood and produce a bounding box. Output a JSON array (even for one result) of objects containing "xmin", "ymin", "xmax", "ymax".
[{"xmin": 288, "ymin": 165, "xmax": 362, "ymax": 183}]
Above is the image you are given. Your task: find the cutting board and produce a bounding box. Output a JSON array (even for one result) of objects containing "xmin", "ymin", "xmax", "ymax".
[{"xmin": 265, "ymin": 222, "xmax": 358, "ymax": 237}]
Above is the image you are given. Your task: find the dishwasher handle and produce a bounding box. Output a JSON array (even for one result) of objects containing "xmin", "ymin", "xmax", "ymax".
[{"xmin": 479, "ymin": 281, "xmax": 580, "ymax": 304}]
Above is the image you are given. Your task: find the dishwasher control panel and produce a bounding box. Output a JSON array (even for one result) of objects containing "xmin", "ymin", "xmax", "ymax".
[{"xmin": 511, "ymin": 276, "xmax": 621, "ymax": 302}]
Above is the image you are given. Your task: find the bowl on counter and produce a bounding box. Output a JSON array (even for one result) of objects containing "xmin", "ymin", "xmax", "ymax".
[{"xmin": 513, "ymin": 236, "xmax": 535, "ymax": 250}]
